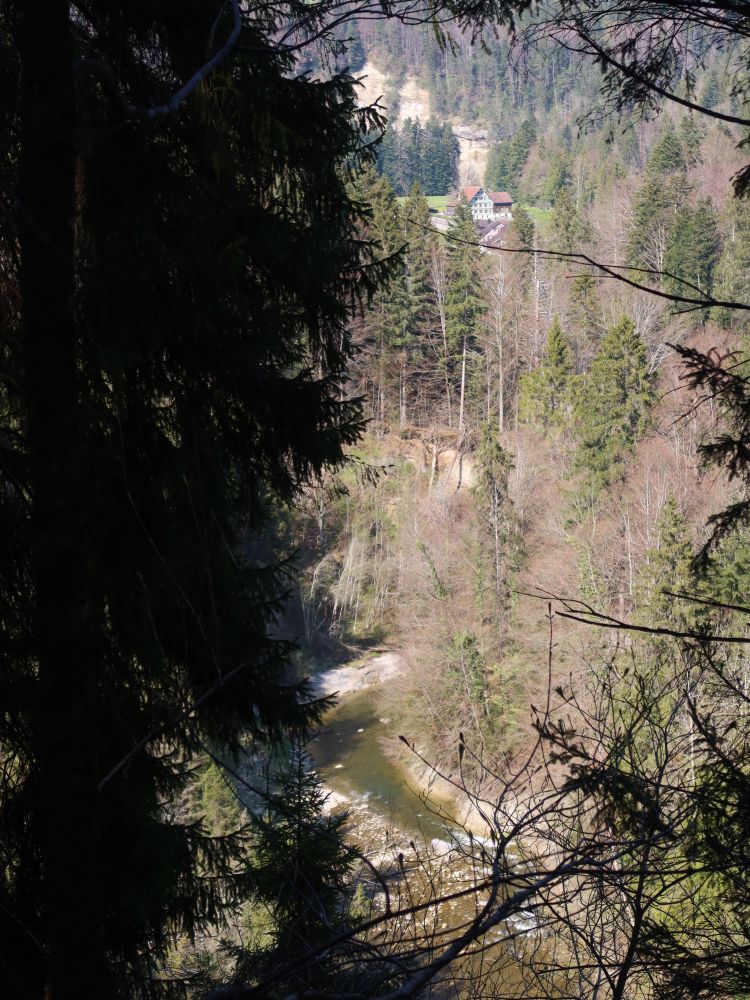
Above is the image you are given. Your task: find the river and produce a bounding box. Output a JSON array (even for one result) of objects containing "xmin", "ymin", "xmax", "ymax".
[
  {"xmin": 308, "ymin": 665, "xmax": 537, "ymax": 996},
  {"xmin": 309, "ymin": 686, "xmax": 456, "ymax": 844}
]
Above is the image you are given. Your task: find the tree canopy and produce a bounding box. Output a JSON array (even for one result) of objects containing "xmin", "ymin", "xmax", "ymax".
[
  {"xmin": 574, "ymin": 316, "xmax": 656, "ymax": 494},
  {"xmin": 2, "ymin": 2, "xmax": 395, "ymax": 996},
  {"xmin": 9, "ymin": 1, "xmax": 750, "ymax": 999}
]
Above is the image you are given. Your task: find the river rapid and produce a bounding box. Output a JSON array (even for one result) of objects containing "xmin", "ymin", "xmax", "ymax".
[
  {"xmin": 307, "ymin": 654, "xmax": 537, "ymax": 997},
  {"xmin": 309, "ymin": 653, "xmax": 458, "ymax": 846},
  {"xmin": 310, "ymin": 686, "xmax": 456, "ymax": 844}
]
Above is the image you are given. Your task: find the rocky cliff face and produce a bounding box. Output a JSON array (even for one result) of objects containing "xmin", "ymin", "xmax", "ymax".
[
  {"xmin": 453, "ymin": 126, "xmax": 491, "ymax": 185},
  {"xmin": 355, "ymin": 61, "xmax": 491, "ymax": 185}
]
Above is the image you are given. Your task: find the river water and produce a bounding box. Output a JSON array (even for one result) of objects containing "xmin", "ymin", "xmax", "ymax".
[
  {"xmin": 309, "ymin": 687, "xmax": 456, "ymax": 844},
  {"xmin": 308, "ymin": 683, "xmax": 537, "ymax": 998}
]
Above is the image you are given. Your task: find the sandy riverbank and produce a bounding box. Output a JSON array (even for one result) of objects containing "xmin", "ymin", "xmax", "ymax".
[
  {"xmin": 310, "ymin": 651, "xmax": 404, "ymax": 698},
  {"xmin": 311, "ymin": 651, "xmax": 496, "ymax": 838}
]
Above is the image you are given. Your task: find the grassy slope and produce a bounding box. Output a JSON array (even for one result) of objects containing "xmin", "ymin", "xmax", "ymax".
[
  {"xmin": 518, "ymin": 203, "xmax": 552, "ymax": 226},
  {"xmin": 396, "ymin": 195, "xmax": 449, "ymax": 211}
]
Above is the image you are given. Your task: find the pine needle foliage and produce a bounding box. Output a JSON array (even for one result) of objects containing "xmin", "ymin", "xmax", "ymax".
[
  {"xmin": 574, "ymin": 316, "xmax": 656, "ymax": 496},
  {"xmin": 1, "ymin": 3, "xmax": 393, "ymax": 996},
  {"xmin": 635, "ymin": 495, "xmax": 705, "ymax": 634},
  {"xmin": 238, "ymin": 740, "xmax": 357, "ymax": 994},
  {"xmin": 518, "ymin": 316, "xmax": 575, "ymax": 430}
]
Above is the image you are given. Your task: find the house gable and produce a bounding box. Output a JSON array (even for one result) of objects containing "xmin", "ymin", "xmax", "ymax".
[
  {"xmin": 455, "ymin": 187, "xmax": 513, "ymax": 222},
  {"xmin": 447, "ymin": 187, "xmax": 514, "ymax": 223}
]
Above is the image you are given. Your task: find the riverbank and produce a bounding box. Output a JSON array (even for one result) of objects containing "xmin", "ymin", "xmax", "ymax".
[
  {"xmin": 311, "ymin": 652, "xmax": 491, "ymax": 844},
  {"xmin": 310, "ymin": 651, "xmax": 405, "ymax": 698}
]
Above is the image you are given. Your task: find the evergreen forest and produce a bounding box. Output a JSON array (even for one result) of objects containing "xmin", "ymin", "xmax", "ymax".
[{"xmin": 7, "ymin": 3, "xmax": 750, "ymax": 1000}]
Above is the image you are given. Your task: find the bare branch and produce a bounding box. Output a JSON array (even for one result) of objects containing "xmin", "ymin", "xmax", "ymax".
[
  {"xmin": 75, "ymin": 0, "xmax": 241, "ymax": 121},
  {"xmin": 405, "ymin": 219, "xmax": 750, "ymax": 313}
]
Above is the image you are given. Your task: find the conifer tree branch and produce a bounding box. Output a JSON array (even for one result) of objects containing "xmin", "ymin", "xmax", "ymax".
[
  {"xmin": 565, "ymin": 27, "xmax": 750, "ymax": 128},
  {"xmin": 96, "ymin": 653, "xmax": 306, "ymax": 792},
  {"xmin": 75, "ymin": 0, "xmax": 241, "ymax": 120},
  {"xmin": 520, "ymin": 588, "xmax": 750, "ymax": 644}
]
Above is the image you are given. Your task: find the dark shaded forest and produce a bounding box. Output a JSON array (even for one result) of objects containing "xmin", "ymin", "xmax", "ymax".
[{"xmin": 5, "ymin": 3, "xmax": 750, "ymax": 1000}]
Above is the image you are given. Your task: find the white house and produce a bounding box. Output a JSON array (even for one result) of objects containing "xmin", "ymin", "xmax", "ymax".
[{"xmin": 448, "ymin": 186, "xmax": 513, "ymax": 222}]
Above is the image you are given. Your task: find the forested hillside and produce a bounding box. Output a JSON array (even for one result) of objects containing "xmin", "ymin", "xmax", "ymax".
[
  {"xmin": 277, "ymin": 18, "xmax": 750, "ymax": 997},
  {"xmin": 282, "ymin": 28, "xmax": 750, "ymax": 772},
  {"xmin": 6, "ymin": 3, "xmax": 750, "ymax": 1000}
]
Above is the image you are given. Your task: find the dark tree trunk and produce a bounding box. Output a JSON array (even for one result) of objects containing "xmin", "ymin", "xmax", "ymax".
[{"xmin": 19, "ymin": 4, "xmax": 104, "ymax": 996}]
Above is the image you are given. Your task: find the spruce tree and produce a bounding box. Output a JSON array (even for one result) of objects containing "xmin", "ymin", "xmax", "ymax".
[
  {"xmin": 356, "ymin": 165, "xmax": 411, "ymax": 424},
  {"xmin": 377, "ymin": 123, "xmax": 399, "ymax": 190},
  {"xmin": 421, "ymin": 119, "xmax": 440, "ymax": 193},
  {"xmin": 507, "ymin": 115, "xmax": 538, "ymax": 191},
  {"xmin": 484, "ymin": 115, "xmax": 537, "ymax": 194},
  {"xmin": 627, "ymin": 121, "xmax": 687, "ymax": 269},
  {"xmin": 678, "ymin": 114, "xmax": 706, "ymax": 169},
  {"xmin": 200, "ymin": 760, "xmax": 243, "ymax": 837},
  {"xmin": 440, "ymin": 122, "xmax": 461, "ymax": 193},
  {"xmin": 1, "ymin": 5, "xmax": 392, "ymax": 996},
  {"xmin": 647, "ymin": 119, "xmax": 686, "ymax": 175},
  {"xmin": 543, "ymin": 151, "xmax": 573, "ymax": 205},
  {"xmin": 568, "ymin": 273, "xmax": 605, "ymax": 366},
  {"xmin": 509, "ymin": 205, "xmax": 535, "ymax": 250},
  {"xmin": 394, "ymin": 124, "xmax": 414, "ymax": 195},
  {"xmin": 636, "ymin": 495, "xmax": 702, "ymax": 633},
  {"xmin": 549, "ymin": 188, "xmax": 592, "ymax": 253},
  {"xmin": 574, "ymin": 317, "xmax": 656, "ymax": 494},
  {"xmin": 408, "ymin": 118, "xmax": 424, "ymax": 180},
  {"xmin": 418, "ymin": 119, "xmax": 457, "ymax": 195},
  {"xmin": 242, "ymin": 741, "xmax": 356, "ymax": 992},
  {"xmin": 398, "ymin": 183, "xmax": 439, "ymax": 422},
  {"xmin": 701, "ymin": 71, "xmax": 722, "ymax": 111},
  {"xmin": 518, "ymin": 316, "xmax": 575, "ymax": 429},
  {"xmin": 709, "ymin": 520, "xmax": 750, "ymax": 623},
  {"xmin": 504, "ymin": 204, "xmax": 535, "ymax": 297},
  {"xmin": 664, "ymin": 198, "xmax": 720, "ymax": 300},
  {"xmin": 484, "ymin": 142, "xmax": 509, "ymax": 191},
  {"xmin": 713, "ymin": 198, "xmax": 750, "ymax": 326},
  {"xmin": 403, "ymin": 183, "xmax": 439, "ymax": 346},
  {"xmin": 445, "ymin": 202, "xmax": 486, "ymax": 426}
]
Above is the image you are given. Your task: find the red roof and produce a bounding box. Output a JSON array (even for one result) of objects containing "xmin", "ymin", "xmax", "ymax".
[{"xmin": 458, "ymin": 187, "xmax": 513, "ymax": 204}]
